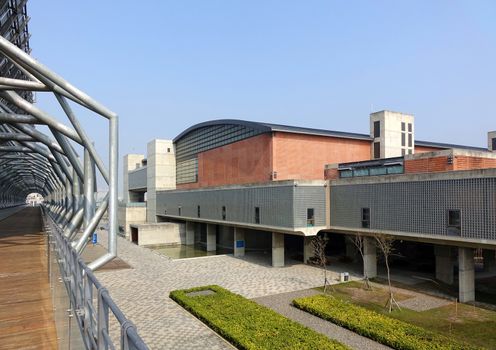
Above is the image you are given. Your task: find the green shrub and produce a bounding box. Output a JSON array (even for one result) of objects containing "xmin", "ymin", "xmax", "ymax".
[
  {"xmin": 293, "ymin": 294, "xmax": 482, "ymax": 350},
  {"xmin": 170, "ymin": 285, "xmax": 349, "ymax": 350}
]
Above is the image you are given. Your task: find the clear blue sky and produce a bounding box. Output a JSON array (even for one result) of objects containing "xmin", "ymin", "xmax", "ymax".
[{"xmin": 29, "ymin": 1, "xmax": 495, "ymax": 162}]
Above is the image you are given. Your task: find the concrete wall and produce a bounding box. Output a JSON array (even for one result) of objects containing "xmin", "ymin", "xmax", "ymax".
[
  {"xmin": 118, "ymin": 205, "xmax": 147, "ymax": 239},
  {"xmin": 370, "ymin": 110, "xmax": 414, "ymax": 158},
  {"xmin": 146, "ymin": 139, "xmax": 176, "ymax": 223},
  {"xmin": 157, "ymin": 181, "xmax": 326, "ymax": 230},
  {"xmin": 128, "ymin": 166, "xmax": 147, "ymax": 190},
  {"xmin": 123, "ymin": 154, "xmax": 145, "ymax": 203},
  {"xmin": 132, "ymin": 222, "xmax": 185, "ymax": 246},
  {"xmin": 330, "ymin": 170, "xmax": 496, "ymax": 242}
]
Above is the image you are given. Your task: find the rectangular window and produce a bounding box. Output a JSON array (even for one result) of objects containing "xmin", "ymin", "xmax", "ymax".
[
  {"xmin": 401, "ymin": 122, "xmax": 405, "ymax": 131},
  {"xmin": 255, "ymin": 207, "xmax": 260, "ymax": 224},
  {"xmin": 401, "ymin": 133, "xmax": 406, "ymax": 146},
  {"xmin": 222, "ymin": 206, "xmax": 226, "ymax": 220},
  {"xmin": 197, "ymin": 205, "xmax": 200, "ymax": 218},
  {"xmin": 447, "ymin": 210, "xmax": 461, "ymax": 236},
  {"xmin": 408, "ymin": 149, "xmax": 412, "ymax": 155},
  {"xmin": 167, "ymin": 147, "xmax": 171, "ymax": 153},
  {"xmin": 401, "ymin": 148, "xmax": 406, "ymax": 156},
  {"xmin": 307, "ymin": 208, "xmax": 315, "ymax": 227},
  {"xmin": 361, "ymin": 208, "xmax": 370, "ymax": 228},
  {"xmin": 373, "ymin": 142, "xmax": 380, "ymax": 159},
  {"xmin": 408, "ymin": 123, "xmax": 412, "ymax": 132},
  {"xmin": 373, "ymin": 121, "xmax": 380, "ymax": 138},
  {"xmin": 408, "ymin": 133, "xmax": 412, "ymax": 147},
  {"xmin": 492, "ymin": 138, "xmax": 496, "ymax": 151},
  {"xmin": 178, "ymin": 206, "xmax": 182, "ymax": 216}
]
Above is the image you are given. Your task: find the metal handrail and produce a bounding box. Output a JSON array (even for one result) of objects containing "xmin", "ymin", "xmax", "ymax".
[{"xmin": 43, "ymin": 209, "xmax": 149, "ymax": 350}]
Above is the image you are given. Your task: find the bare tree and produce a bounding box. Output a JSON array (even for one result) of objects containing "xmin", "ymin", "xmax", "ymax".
[
  {"xmin": 347, "ymin": 233, "xmax": 371, "ymax": 290},
  {"xmin": 374, "ymin": 234, "xmax": 401, "ymax": 312},
  {"xmin": 312, "ymin": 235, "xmax": 331, "ymax": 293}
]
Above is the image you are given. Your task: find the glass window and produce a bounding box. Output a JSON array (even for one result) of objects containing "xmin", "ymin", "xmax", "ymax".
[
  {"xmin": 374, "ymin": 142, "xmax": 380, "ymax": 159},
  {"xmin": 361, "ymin": 208, "xmax": 370, "ymax": 228},
  {"xmin": 339, "ymin": 170, "xmax": 353, "ymax": 178},
  {"xmin": 401, "ymin": 133, "xmax": 405, "ymax": 146},
  {"xmin": 386, "ymin": 165, "xmax": 404, "ymax": 174},
  {"xmin": 447, "ymin": 210, "xmax": 461, "ymax": 236},
  {"xmin": 492, "ymin": 138, "xmax": 496, "ymax": 151},
  {"xmin": 408, "ymin": 123, "xmax": 412, "ymax": 132},
  {"xmin": 402, "ymin": 148, "xmax": 406, "ymax": 156},
  {"xmin": 369, "ymin": 167, "xmax": 387, "ymax": 176},
  {"xmin": 255, "ymin": 207, "xmax": 260, "ymax": 224},
  {"xmin": 222, "ymin": 206, "xmax": 226, "ymax": 220},
  {"xmin": 353, "ymin": 168, "xmax": 369, "ymax": 177},
  {"xmin": 307, "ymin": 208, "xmax": 315, "ymax": 227},
  {"xmin": 408, "ymin": 134, "xmax": 412, "ymax": 147},
  {"xmin": 178, "ymin": 206, "xmax": 182, "ymax": 216},
  {"xmin": 401, "ymin": 122, "xmax": 405, "ymax": 131},
  {"xmin": 197, "ymin": 205, "xmax": 200, "ymax": 218},
  {"xmin": 373, "ymin": 121, "xmax": 380, "ymax": 138}
]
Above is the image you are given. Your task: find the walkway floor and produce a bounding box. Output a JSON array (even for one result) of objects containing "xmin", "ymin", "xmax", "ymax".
[
  {"xmin": 0, "ymin": 207, "xmax": 57, "ymax": 350},
  {"xmin": 94, "ymin": 230, "xmax": 390, "ymax": 349}
]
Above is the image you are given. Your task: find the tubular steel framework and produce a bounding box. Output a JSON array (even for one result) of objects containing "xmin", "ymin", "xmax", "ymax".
[{"xmin": 0, "ymin": 3, "xmax": 148, "ymax": 348}]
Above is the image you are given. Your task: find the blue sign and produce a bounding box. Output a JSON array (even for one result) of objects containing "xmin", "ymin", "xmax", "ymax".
[
  {"xmin": 236, "ymin": 240, "xmax": 245, "ymax": 248},
  {"xmin": 92, "ymin": 232, "xmax": 98, "ymax": 244}
]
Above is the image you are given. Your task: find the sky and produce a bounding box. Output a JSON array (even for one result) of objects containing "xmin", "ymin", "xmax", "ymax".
[{"xmin": 27, "ymin": 1, "xmax": 496, "ymax": 188}]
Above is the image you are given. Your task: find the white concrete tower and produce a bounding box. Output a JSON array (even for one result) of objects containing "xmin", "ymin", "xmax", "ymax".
[
  {"xmin": 370, "ymin": 110, "xmax": 415, "ymax": 159},
  {"xmin": 488, "ymin": 131, "xmax": 496, "ymax": 152},
  {"xmin": 123, "ymin": 154, "xmax": 145, "ymax": 203},
  {"xmin": 146, "ymin": 139, "xmax": 176, "ymax": 222}
]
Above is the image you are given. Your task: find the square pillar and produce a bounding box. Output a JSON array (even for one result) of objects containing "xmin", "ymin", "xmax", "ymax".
[
  {"xmin": 363, "ymin": 237, "xmax": 377, "ymax": 278},
  {"xmin": 206, "ymin": 224, "xmax": 217, "ymax": 252},
  {"xmin": 435, "ymin": 245, "xmax": 454, "ymax": 285},
  {"xmin": 303, "ymin": 236, "xmax": 314, "ymax": 264},
  {"xmin": 483, "ymin": 249, "xmax": 496, "ymax": 273},
  {"xmin": 272, "ymin": 232, "xmax": 285, "ymax": 267},
  {"xmin": 458, "ymin": 247, "xmax": 475, "ymax": 303},
  {"xmin": 234, "ymin": 227, "xmax": 245, "ymax": 257},
  {"xmin": 185, "ymin": 221, "xmax": 195, "ymax": 246}
]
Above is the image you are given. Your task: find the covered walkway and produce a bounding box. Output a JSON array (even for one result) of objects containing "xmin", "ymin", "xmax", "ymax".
[{"xmin": 0, "ymin": 207, "xmax": 57, "ymax": 349}]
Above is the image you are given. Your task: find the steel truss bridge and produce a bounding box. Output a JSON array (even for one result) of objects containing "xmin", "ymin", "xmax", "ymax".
[{"xmin": 0, "ymin": 1, "xmax": 148, "ymax": 348}]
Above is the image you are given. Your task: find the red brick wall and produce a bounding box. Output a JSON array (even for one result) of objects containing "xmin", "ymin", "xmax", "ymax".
[
  {"xmin": 272, "ymin": 132, "xmax": 371, "ymax": 181},
  {"xmin": 324, "ymin": 168, "xmax": 340, "ymax": 180},
  {"xmin": 177, "ymin": 133, "xmax": 273, "ymax": 189},
  {"xmin": 405, "ymin": 155, "xmax": 496, "ymax": 174},
  {"xmin": 414, "ymin": 145, "xmax": 444, "ymax": 153}
]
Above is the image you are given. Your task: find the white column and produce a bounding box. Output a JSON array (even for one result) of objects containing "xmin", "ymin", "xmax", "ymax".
[
  {"xmin": 206, "ymin": 224, "xmax": 216, "ymax": 252},
  {"xmin": 234, "ymin": 227, "xmax": 245, "ymax": 257},
  {"xmin": 303, "ymin": 236, "xmax": 314, "ymax": 264},
  {"xmin": 363, "ymin": 237, "xmax": 377, "ymax": 278},
  {"xmin": 185, "ymin": 221, "xmax": 195, "ymax": 246},
  {"xmin": 458, "ymin": 247, "xmax": 475, "ymax": 303},
  {"xmin": 272, "ymin": 232, "xmax": 285, "ymax": 267},
  {"xmin": 435, "ymin": 245, "xmax": 454, "ymax": 285}
]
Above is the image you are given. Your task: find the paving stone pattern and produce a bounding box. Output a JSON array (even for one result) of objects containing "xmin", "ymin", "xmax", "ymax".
[{"xmin": 94, "ymin": 231, "xmax": 361, "ymax": 349}]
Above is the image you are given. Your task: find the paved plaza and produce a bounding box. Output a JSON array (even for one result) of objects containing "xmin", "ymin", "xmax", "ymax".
[{"xmin": 94, "ymin": 231, "xmax": 361, "ymax": 349}]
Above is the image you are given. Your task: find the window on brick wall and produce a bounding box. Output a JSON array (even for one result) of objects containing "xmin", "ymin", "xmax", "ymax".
[
  {"xmin": 361, "ymin": 208, "xmax": 370, "ymax": 228},
  {"xmin": 373, "ymin": 121, "xmax": 380, "ymax": 138},
  {"xmin": 447, "ymin": 209, "xmax": 461, "ymax": 236}
]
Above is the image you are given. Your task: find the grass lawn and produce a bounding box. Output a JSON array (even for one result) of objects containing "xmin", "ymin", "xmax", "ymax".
[
  {"xmin": 169, "ymin": 285, "xmax": 349, "ymax": 350},
  {"xmin": 312, "ymin": 281, "xmax": 496, "ymax": 349}
]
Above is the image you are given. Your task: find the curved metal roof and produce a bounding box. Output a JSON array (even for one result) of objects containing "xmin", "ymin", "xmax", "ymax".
[{"xmin": 173, "ymin": 119, "xmax": 373, "ymax": 143}]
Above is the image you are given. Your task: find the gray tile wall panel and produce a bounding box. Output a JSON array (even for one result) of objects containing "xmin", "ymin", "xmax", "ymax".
[
  {"xmin": 128, "ymin": 167, "xmax": 147, "ymax": 190},
  {"xmin": 157, "ymin": 185, "xmax": 326, "ymax": 229},
  {"xmin": 330, "ymin": 177, "xmax": 496, "ymax": 240}
]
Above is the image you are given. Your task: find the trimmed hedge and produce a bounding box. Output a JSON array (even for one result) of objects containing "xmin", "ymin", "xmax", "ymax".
[
  {"xmin": 293, "ymin": 294, "xmax": 482, "ymax": 350},
  {"xmin": 170, "ymin": 285, "xmax": 349, "ymax": 350}
]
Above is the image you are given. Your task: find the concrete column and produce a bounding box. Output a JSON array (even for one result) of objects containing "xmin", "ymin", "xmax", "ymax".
[
  {"xmin": 363, "ymin": 237, "xmax": 377, "ymax": 278},
  {"xmin": 272, "ymin": 232, "xmax": 285, "ymax": 267},
  {"xmin": 146, "ymin": 140, "xmax": 176, "ymax": 223},
  {"xmin": 123, "ymin": 154, "xmax": 145, "ymax": 203},
  {"xmin": 303, "ymin": 236, "xmax": 314, "ymax": 264},
  {"xmin": 458, "ymin": 247, "xmax": 475, "ymax": 303},
  {"xmin": 483, "ymin": 249, "xmax": 496, "ymax": 273},
  {"xmin": 206, "ymin": 224, "xmax": 216, "ymax": 252},
  {"xmin": 234, "ymin": 227, "xmax": 245, "ymax": 257},
  {"xmin": 185, "ymin": 221, "xmax": 195, "ymax": 246},
  {"xmin": 435, "ymin": 245, "xmax": 454, "ymax": 285}
]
